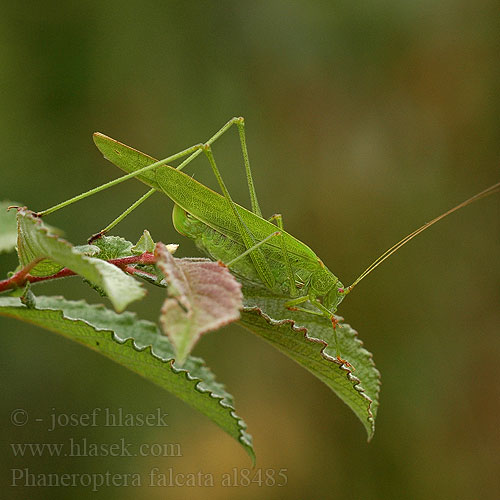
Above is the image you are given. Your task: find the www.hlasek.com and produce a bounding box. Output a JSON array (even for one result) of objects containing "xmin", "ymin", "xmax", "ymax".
[
  {"xmin": 11, "ymin": 468, "xmax": 288, "ymax": 490},
  {"xmin": 10, "ymin": 438, "xmax": 182, "ymax": 458}
]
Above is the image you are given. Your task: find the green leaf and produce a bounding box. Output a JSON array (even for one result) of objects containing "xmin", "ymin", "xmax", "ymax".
[
  {"xmin": 91, "ymin": 235, "xmax": 134, "ymax": 259},
  {"xmin": 16, "ymin": 209, "xmax": 145, "ymax": 311},
  {"xmin": 239, "ymin": 284, "xmax": 380, "ymax": 439},
  {"xmin": 0, "ymin": 295, "xmax": 255, "ymax": 463},
  {"xmin": 156, "ymin": 243, "xmax": 243, "ymax": 365},
  {"xmin": 0, "ymin": 201, "xmax": 20, "ymax": 253},
  {"xmin": 131, "ymin": 230, "xmax": 159, "ymax": 254},
  {"xmin": 86, "ymin": 234, "xmax": 172, "ymax": 287},
  {"xmin": 131, "ymin": 233, "xmax": 178, "ymax": 287}
]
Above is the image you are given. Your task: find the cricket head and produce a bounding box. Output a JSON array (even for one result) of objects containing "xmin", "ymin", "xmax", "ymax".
[
  {"xmin": 324, "ymin": 282, "xmax": 347, "ymax": 312},
  {"xmin": 310, "ymin": 264, "xmax": 346, "ymax": 312}
]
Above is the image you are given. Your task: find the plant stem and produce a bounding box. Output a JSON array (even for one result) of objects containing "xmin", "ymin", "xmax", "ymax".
[
  {"xmin": 0, "ymin": 252, "xmax": 157, "ymax": 293},
  {"xmin": 0, "ymin": 258, "xmax": 44, "ymax": 292}
]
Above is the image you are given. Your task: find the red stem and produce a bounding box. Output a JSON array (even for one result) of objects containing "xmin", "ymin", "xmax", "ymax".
[{"xmin": 0, "ymin": 252, "xmax": 157, "ymax": 293}]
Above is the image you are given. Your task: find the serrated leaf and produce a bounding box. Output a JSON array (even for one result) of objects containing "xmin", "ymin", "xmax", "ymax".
[
  {"xmin": 16, "ymin": 209, "xmax": 145, "ymax": 311},
  {"xmin": 0, "ymin": 201, "xmax": 20, "ymax": 253},
  {"xmin": 0, "ymin": 295, "xmax": 254, "ymax": 462},
  {"xmin": 239, "ymin": 283, "xmax": 380, "ymax": 439},
  {"xmin": 156, "ymin": 243, "xmax": 243, "ymax": 365}
]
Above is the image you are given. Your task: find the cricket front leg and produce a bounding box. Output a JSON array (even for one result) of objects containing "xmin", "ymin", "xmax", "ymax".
[
  {"xmin": 269, "ymin": 213, "xmax": 297, "ymax": 297},
  {"xmin": 311, "ymin": 300, "xmax": 353, "ymax": 369},
  {"xmin": 283, "ymin": 295, "xmax": 353, "ymax": 368},
  {"xmin": 284, "ymin": 295, "xmax": 320, "ymax": 314}
]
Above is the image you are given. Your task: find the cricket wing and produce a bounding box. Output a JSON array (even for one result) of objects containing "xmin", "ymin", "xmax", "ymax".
[
  {"xmin": 93, "ymin": 133, "xmax": 162, "ymax": 190},
  {"xmin": 155, "ymin": 164, "xmax": 319, "ymax": 267}
]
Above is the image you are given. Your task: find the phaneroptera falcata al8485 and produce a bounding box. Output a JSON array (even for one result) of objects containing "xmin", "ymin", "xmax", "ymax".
[{"xmin": 37, "ymin": 117, "xmax": 500, "ymax": 365}]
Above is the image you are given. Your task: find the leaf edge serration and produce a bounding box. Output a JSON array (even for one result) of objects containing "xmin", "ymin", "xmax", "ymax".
[
  {"xmin": 0, "ymin": 296, "xmax": 255, "ymax": 463},
  {"xmin": 239, "ymin": 304, "xmax": 381, "ymax": 440}
]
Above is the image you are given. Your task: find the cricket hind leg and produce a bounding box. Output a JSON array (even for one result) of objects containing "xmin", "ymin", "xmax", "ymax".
[
  {"xmin": 312, "ymin": 300, "xmax": 352, "ymax": 368},
  {"xmin": 194, "ymin": 120, "xmax": 299, "ymax": 293},
  {"xmin": 127, "ymin": 117, "xmax": 274, "ymax": 286},
  {"xmin": 85, "ymin": 141, "xmax": 208, "ymax": 242},
  {"xmin": 176, "ymin": 117, "xmax": 262, "ymax": 216},
  {"xmin": 202, "ymin": 144, "xmax": 276, "ymax": 289},
  {"xmin": 87, "ymin": 188, "xmax": 156, "ymax": 243},
  {"xmin": 80, "ymin": 117, "xmax": 256, "ymax": 243},
  {"xmin": 39, "ymin": 117, "xmax": 259, "ymax": 240},
  {"xmin": 84, "ymin": 118, "xmax": 272, "ymax": 289},
  {"xmin": 235, "ymin": 117, "xmax": 262, "ymax": 217}
]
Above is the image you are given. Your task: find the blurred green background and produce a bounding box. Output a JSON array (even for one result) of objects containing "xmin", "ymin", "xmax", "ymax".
[{"xmin": 1, "ymin": 1, "xmax": 499, "ymax": 499}]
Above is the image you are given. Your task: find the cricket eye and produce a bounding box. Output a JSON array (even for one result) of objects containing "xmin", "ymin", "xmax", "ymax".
[{"xmin": 338, "ymin": 288, "xmax": 344, "ymax": 294}]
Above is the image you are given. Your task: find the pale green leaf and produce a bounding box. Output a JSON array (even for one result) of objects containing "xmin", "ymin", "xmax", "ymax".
[
  {"xmin": 16, "ymin": 209, "xmax": 145, "ymax": 311},
  {"xmin": 0, "ymin": 295, "xmax": 254, "ymax": 463},
  {"xmin": 73, "ymin": 244, "xmax": 101, "ymax": 256},
  {"xmin": 0, "ymin": 201, "xmax": 20, "ymax": 253}
]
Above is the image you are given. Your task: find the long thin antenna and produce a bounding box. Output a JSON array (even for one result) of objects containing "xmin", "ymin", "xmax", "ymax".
[{"xmin": 346, "ymin": 181, "xmax": 500, "ymax": 293}]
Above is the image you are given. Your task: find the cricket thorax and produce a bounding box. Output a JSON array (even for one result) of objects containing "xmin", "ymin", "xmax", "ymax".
[
  {"xmin": 310, "ymin": 265, "xmax": 345, "ymax": 310},
  {"xmin": 310, "ymin": 265, "xmax": 338, "ymax": 294}
]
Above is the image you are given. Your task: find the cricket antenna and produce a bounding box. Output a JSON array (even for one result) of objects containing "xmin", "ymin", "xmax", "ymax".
[{"xmin": 345, "ymin": 181, "xmax": 500, "ymax": 294}]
